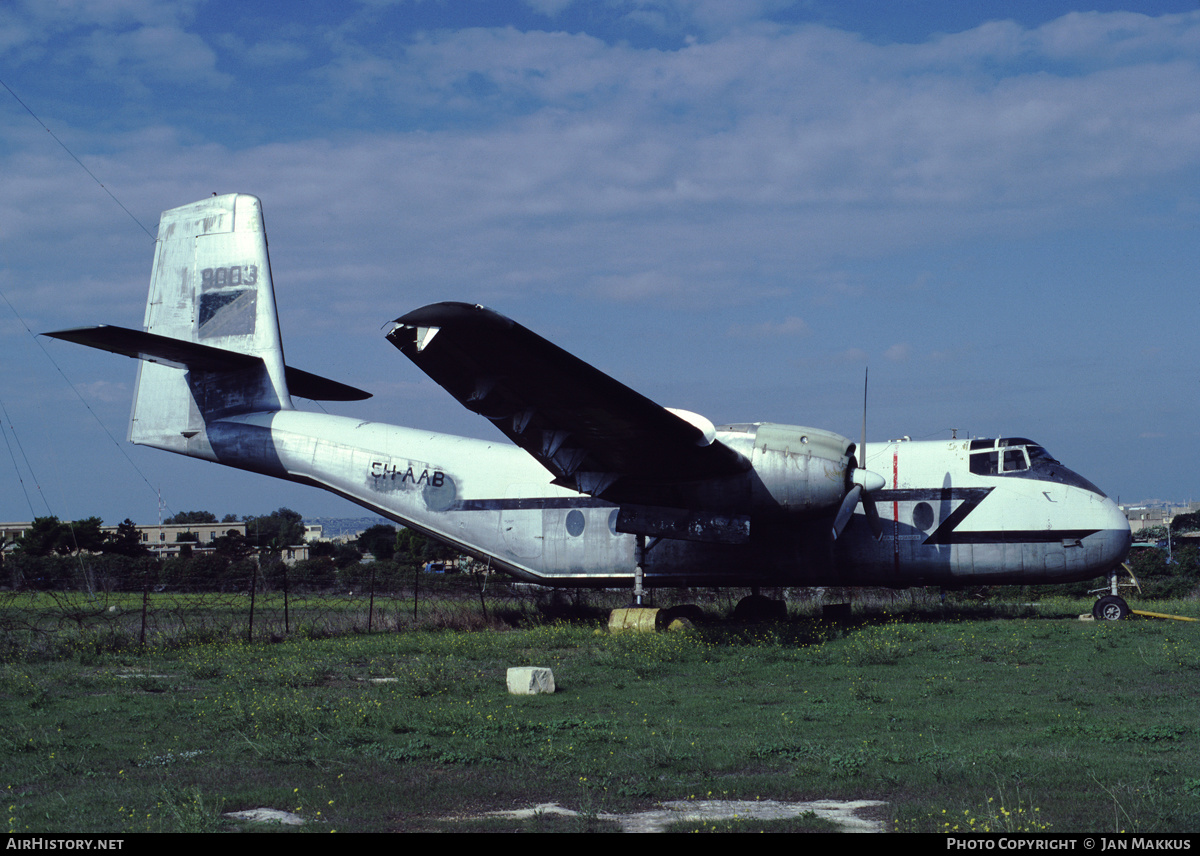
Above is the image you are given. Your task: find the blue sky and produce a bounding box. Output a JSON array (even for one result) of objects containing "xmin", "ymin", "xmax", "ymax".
[{"xmin": 1, "ymin": 0, "xmax": 1197, "ymax": 525}]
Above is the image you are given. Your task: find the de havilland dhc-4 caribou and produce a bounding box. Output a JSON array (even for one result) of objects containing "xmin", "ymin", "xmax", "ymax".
[{"xmin": 46, "ymin": 194, "xmax": 1135, "ymax": 621}]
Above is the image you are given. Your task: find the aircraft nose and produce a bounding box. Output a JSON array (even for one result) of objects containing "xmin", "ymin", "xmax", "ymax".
[{"xmin": 1094, "ymin": 495, "xmax": 1132, "ymax": 571}]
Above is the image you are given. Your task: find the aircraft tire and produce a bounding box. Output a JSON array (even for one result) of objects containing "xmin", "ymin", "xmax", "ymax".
[
  {"xmin": 1092, "ymin": 595, "xmax": 1130, "ymax": 621},
  {"xmin": 657, "ymin": 604, "xmax": 704, "ymax": 631},
  {"xmin": 733, "ymin": 594, "xmax": 787, "ymax": 621}
]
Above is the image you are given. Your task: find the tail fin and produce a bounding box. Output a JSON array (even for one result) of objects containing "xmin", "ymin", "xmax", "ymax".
[
  {"xmin": 45, "ymin": 193, "xmax": 367, "ymax": 458},
  {"xmin": 133, "ymin": 193, "xmax": 289, "ymax": 452}
]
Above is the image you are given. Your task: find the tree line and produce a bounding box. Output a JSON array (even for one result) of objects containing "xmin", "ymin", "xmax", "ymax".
[
  {"xmin": 6, "ymin": 508, "xmax": 1198, "ymax": 598},
  {"xmin": 1, "ymin": 509, "xmax": 456, "ymax": 593}
]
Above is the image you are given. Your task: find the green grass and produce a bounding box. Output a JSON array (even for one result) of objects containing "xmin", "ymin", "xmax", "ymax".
[{"xmin": 2, "ymin": 599, "xmax": 1199, "ymax": 832}]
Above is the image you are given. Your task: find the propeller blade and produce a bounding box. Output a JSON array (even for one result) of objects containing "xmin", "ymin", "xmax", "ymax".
[{"xmin": 832, "ymin": 483, "xmax": 862, "ymax": 539}]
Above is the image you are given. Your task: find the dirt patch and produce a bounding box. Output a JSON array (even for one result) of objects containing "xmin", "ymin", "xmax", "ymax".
[{"xmin": 462, "ymin": 798, "xmax": 888, "ymax": 832}]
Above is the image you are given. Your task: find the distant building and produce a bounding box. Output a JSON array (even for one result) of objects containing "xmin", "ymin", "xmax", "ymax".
[
  {"xmin": 0, "ymin": 521, "xmax": 310, "ymax": 564},
  {"xmin": 1119, "ymin": 502, "xmax": 1200, "ymax": 535},
  {"xmin": 120, "ymin": 522, "xmax": 246, "ymax": 557}
]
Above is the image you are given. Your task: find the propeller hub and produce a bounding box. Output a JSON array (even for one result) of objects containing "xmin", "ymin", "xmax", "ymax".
[{"xmin": 852, "ymin": 468, "xmax": 886, "ymax": 493}]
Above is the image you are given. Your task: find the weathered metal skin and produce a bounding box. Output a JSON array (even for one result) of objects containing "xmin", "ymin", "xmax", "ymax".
[
  {"xmin": 196, "ymin": 413, "xmax": 1131, "ymax": 588},
  {"xmin": 731, "ymin": 423, "xmax": 854, "ymax": 514},
  {"xmin": 47, "ymin": 194, "xmax": 1132, "ymax": 590}
]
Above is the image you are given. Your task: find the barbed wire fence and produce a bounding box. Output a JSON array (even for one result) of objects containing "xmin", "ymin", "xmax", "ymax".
[
  {"xmin": 0, "ymin": 552, "xmax": 1076, "ymax": 660},
  {"xmin": 0, "ymin": 564, "xmax": 565, "ymax": 655},
  {"xmin": 0, "ymin": 554, "xmax": 759, "ymax": 657}
]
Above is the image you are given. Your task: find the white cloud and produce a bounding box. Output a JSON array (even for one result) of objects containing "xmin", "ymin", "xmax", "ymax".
[
  {"xmin": 728, "ymin": 316, "xmax": 810, "ymax": 338},
  {"xmin": 218, "ymin": 33, "xmax": 309, "ymax": 66},
  {"xmin": 77, "ymin": 24, "xmax": 229, "ymax": 86},
  {"xmin": 308, "ymin": 13, "xmax": 1200, "ymax": 231},
  {"xmin": 6, "ymin": 8, "xmax": 1199, "ymax": 318},
  {"xmin": 3, "ymin": 7, "xmax": 1199, "ymax": 517},
  {"xmin": 1033, "ymin": 10, "xmax": 1200, "ymax": 62},
  {"xmin": 587, "ymin": 270, "xmax": 686, "ymax": 301},
  {"xmin": 0, "ymin": 0, "xmax": 202, "ymax": 56},
  {"xmin": 521, "ymin": 0, "xmax": 576, "ymax": 16},
  {"xmin": 15, "ymin": 0, "xmax": 201, "ymax": 30}
]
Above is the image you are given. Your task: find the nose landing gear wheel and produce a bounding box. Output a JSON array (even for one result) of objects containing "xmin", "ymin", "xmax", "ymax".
[{"xmin": 1092, "ymin": 595, "xmax": 1130, "ymax": 621}]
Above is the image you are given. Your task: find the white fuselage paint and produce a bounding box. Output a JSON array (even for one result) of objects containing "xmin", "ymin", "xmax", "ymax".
[{"xmin": 191, "ymin": 412, "xmax": 1130, "ymax": 588}]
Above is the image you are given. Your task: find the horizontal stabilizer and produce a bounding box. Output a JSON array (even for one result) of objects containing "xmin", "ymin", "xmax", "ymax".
[
  {"xmin": 282, "ymin": 366, "xmax": 372, "ymax": 402},
  {"xmin": 44, "ymin": 325, "xmax": 370, "ymax": 402}
]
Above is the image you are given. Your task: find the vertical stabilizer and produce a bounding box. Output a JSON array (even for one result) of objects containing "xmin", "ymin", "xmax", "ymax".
[{"xmin": 130, "ymin": 193, "xmax": 292, "ymax": 455}]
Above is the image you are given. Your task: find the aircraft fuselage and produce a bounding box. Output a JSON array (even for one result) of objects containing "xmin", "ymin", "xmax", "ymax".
[{"xmin": 197, "ymin": 411, "xmax": 1130, "ymax": 588}]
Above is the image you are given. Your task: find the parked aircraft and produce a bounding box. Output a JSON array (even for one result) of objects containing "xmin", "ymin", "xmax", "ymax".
[{"xmin": 46, "ymin": 194, "xmax": 1134, "ymax": 618}]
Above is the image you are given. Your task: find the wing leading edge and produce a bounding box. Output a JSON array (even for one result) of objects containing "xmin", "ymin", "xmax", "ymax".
[{"xmin": 386, "ymin": 303, "xmax": 749, "ymax": 504}]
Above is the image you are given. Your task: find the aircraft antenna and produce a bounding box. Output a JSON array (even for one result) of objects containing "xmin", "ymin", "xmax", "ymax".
[
  {"xmin": 833, "ymin": 367, "xmax": 883, "ymax": 540},
  {"xmin": 861, "ymin": 367, "xmax": 868, "ymax": 471}
]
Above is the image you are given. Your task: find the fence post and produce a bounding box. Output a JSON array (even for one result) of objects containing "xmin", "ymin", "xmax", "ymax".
[
  {"xmin": 248, "ymin": 562, "xmax": 257, "ymax": 643},
  {"xmin": 140, "ymin": 578, "xmax": 148, "ymax": 646},
  {"xmin": 283, "ymin": 563, "xmax": 290, "ymax": 635},
  {"xmin": 368, "ymin": 564, "xmax": 376, "ymax": 633}
]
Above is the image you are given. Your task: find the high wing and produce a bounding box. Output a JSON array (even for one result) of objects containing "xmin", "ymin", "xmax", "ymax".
[{"xmin": 386, "ymin": 303, "xmax": 749, "ymax": 505}]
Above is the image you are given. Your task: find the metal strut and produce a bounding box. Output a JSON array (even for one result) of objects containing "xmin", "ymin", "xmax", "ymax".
[
  {"xmin": 634, "ymin": 534, "xmax": 645, "ymax": 606},
  {"xmin": 632, "ymin": 534, "xmax": 661, "ymax": 606},
  {"xmin": 1088, "ymin": 562, "xmax": 1141, "ymax": 599}
]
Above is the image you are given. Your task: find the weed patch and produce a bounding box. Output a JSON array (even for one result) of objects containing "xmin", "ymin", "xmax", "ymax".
[{"xmin": 2, "ymin": 603, "xmax": 1199, "ymax": 831}]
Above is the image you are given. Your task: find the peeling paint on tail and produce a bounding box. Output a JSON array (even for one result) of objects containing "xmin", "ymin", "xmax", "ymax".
[{"xmin": 131, "ymin": 194, "xmax": 292, "ymax": 455}]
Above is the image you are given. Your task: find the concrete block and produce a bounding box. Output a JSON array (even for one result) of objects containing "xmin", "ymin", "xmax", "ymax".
[{"xmin": 507, "ymin": 666, "xmax": 555, "ymax": 695}]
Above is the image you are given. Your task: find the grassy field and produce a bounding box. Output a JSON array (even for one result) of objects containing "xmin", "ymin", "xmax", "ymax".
[{"xmin": 2, "ymin": 595, "xmax": 1199, "ymax": 833}]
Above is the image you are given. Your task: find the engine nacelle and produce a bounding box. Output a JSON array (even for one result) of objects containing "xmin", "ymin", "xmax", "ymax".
[{"xmin": 747, "ymin": 423, "xmax": 853, "ymax": 513}]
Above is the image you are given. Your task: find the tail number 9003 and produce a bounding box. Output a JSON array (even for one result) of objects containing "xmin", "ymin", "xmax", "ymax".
[{"xmin": 201, "ymin": 265, "xmax": 258, "ymax": 288}]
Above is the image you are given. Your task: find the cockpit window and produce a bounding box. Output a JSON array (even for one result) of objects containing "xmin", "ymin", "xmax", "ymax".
[
  {"xmin": 969, "ymin": 449, "xmax": 1030, "ymax": 474},
  {"xmin": 966, "ymin": 438, "xmax": 1103, "ymax": 495},
  {"xmin": 970, "ymin": 438, "xmax": 1036, "ymax": 474},
  {"xmin": 1002, "ymin": 449, "xmax": 1028, "ymax": 472},
  {"xmin": 1025, "ymin": 445, "xmax": 1059, "ymax": 466}
]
